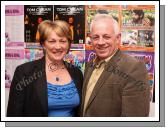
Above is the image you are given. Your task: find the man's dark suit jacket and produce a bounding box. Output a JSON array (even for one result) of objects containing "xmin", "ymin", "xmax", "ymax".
[
  {"xmin": 80, "ymin": 49, "xmax": 150, "ymax": 117},
  {"xmin": 7, "ymin": 56, "xmax": 83, "ymax": 117}
]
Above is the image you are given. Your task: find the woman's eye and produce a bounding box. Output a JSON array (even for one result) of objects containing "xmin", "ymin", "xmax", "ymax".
[
  {"xmin": 47, "ymin": 40, "xmax": 56, "ymax": 43},
  {"xmin": 49, "ymin": 41, "xmax": 56, "ymax": 43}
]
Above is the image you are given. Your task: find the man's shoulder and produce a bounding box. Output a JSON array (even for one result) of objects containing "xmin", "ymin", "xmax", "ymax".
[
  {"xmin": 85, "ymin": 60, "xmax": 94, "ymax": 69},
  {"xmin": 120, "ymin": 53, "xmax": 139, "ymax": 63},
  {"xmin": 118, "ymin": 52, "xmax": 146, "ymax": 70}
]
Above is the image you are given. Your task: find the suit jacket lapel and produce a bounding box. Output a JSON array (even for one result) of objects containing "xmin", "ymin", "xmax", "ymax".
[
  {"xmin": 81, "ymin": 62, "xmax": 94, "ymax": 114},
  {"xmin": 84, "ymin": 49, "xmax": 122, "ymax": 113},
  {"xmin": 34, "ymin": 56, "xmax": 48, "ymax": 116},
  {"xmin": 82, "ymin": 63, "xmax": 95, "ymax": 96}
]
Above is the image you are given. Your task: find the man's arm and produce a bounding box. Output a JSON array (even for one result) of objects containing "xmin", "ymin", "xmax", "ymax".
[{"xmin": 121, "ymin": 61, "xmax": 150, "ymax": 116}]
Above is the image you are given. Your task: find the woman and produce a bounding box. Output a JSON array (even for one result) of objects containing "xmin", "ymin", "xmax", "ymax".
[{"xmin": 7, "ymin": 20, "xmax": 83, "ymax": 117}]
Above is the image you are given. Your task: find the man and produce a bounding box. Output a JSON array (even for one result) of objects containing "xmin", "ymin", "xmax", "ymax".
[
  {"xmin": 131, "ymin": 10, "xmax": 144, "ymax": 25},
  {"xmin": 80, "ymin": 14, "xmax": 150, "ymax": 117}
]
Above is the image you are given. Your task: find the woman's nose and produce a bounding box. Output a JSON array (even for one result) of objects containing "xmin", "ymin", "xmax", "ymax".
[{"xmin": 54, "ymin": 42, "xmax": 61, "ymax": 49}]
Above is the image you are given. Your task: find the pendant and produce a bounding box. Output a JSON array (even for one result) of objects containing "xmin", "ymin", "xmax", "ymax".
[{"xmin": 55, "ymin": 77, "xmax": 59, "ymax": 81}]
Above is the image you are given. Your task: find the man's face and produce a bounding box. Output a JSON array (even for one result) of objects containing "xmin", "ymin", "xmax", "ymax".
[
  {"xmin": 91, "ymin": 19, "xmax": 120, "ymax": 60},
  {"xmin": 69, "ymin": 17, "xmax": 74, "ymax": 24},
  {"xmin": 132, "ymin": 12, "xmax": 141, "ymax": 23},
  {"xmin": 38, "ymin": 17, "xmax": 43, "ymax": 24}
]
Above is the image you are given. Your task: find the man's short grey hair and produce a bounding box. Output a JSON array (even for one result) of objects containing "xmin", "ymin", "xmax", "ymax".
[{"xmin": 90, "ymin": 14, "xmax": 120, "ymax": 34}]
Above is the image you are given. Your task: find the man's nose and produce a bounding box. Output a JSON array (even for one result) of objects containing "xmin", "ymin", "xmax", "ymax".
[{"xmin": 97, "ymin": 37, "xmax": 105, "ymax": 45}]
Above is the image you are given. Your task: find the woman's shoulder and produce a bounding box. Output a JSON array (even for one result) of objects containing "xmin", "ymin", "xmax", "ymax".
[
  {"xmin": 64, "ymin": 61, "xmax": 83, "ymax": 75},
  {"xmin": 16, "ymin": 57, "xmax": 45, "ymax": 73}
]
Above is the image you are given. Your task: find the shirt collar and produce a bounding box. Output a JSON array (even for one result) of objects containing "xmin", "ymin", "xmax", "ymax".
[{"xmin": 93, "ymin": 48, "xmax": 118, "ymax": 68}]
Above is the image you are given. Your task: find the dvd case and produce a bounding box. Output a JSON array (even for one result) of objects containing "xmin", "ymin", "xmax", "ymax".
[
  {"xmin": 54, "ymin": 5, "xmax": 85, "ymax": 49},
  {"xmin": 24, "ymin": 5, "xmax": 53, "ymax": 48}
]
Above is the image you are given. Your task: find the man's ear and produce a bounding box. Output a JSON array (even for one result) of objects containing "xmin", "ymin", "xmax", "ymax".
[
  {"xmin": 116, "ymin": 33, "xmax": 121, "ymax": 39},
  {"xmin": 90, "ymin": 34, "xmax": 93, "ymax": 45},
  {"xmin": 116, "ymin": 33, "xmax": 121, "ymax": 44}
]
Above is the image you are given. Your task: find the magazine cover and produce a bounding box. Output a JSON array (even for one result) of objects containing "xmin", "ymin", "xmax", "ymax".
[
  {"xmin": 86, "ymin": 5, "xmax": 120, "ymax": 33},
  {"xmin": 5, "ymin": 49, "xmax": 25, "ymax": 88},
  {"xmin": 85, "ymin": 5, "xmax": 120, "ymax": 50},
  {"xmin": 120, "ymin": 5, "xmax": 155, "ymax": 52},
  {"xmin": 148, "ymin": 72, "xmax": 154, "ymax": 89},
  {"xmin": 64, "ymin": 50, "xmax": 85, "ymax": 73},
  {"xmin": 5, "ymin": 5, "xmax": 24, "ymax": 47},
  {"xmin": 24, "ymin": 5, "xmax": 53, "ymax": 47},
  {"xmin": 54, "ymin": 5, "xmax": 85, "ymax": 49},
  {"xmin": 121, "ymin": 29, "xmax": 154, "ymax": 48},
  {"xmin": 148, "ymin": 72, "xmax": 154, "ymax": 102},
  {"xmin": 121, "ymin": 5, "xmax": 155, "ymax": 28},
  {"xmin": 5, "ymin": 59, "xmax": 25, "ymax": 88},
  {"xmin": 138, "ymin": 30, "xmax": 154, "ymax": 47},
  {"xmin": 123, "ymin": 51, "xmax": 154, "ymax": 73},
  {"xmin": 25, "ymin": 48, "xmax": 44, "ymax": 62},
  {"xmin": 85, "ymin": 50, "xmax": 96, "ymax": 62},
  {"xmin": 121, "ymin": 29, "xmax": 138, "ymax": 46}
]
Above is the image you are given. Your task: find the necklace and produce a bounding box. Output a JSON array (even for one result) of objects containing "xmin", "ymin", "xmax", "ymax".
[
  {"xmin": 55, "ymin": 77, "xmax": 60, "ymax": 82},
  {"xmin": 54, "ymin": 67, "xmax": 65, "ymax": 82},
  {"xmin": 47, "ymin": 62, "xmax": 65, "ymax": 72},
  {"xmin": 47, "ymin": 62, "xmax": 66, "ymax": 82}
]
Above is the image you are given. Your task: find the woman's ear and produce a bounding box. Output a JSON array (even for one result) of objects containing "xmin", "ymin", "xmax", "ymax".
[
  {"xmin": 42, "ymin": 44, "xmax": 46, "ymax": 55},
  {"xmin": 66, "ymin": 40, "xmax": 71, "ymax": 54}
]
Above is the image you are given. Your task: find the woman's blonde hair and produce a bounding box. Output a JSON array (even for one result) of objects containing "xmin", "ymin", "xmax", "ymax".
[{"xmin": 38, "ymin": 20, "xmax": 72, "ymax": 53}]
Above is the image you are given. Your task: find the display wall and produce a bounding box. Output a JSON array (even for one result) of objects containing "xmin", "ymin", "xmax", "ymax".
[{"xmin": 5, "ymin": 5, "xmax": 155, "ymax": 115}]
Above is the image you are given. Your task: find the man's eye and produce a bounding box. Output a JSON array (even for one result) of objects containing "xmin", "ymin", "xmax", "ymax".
[
  {"xmin": 103, "ymin": 36, "xmax": 111, "ymax": 40},
  {"xmin": 92, "ymin": 37, "xmax": 99, "ymax": 40}
]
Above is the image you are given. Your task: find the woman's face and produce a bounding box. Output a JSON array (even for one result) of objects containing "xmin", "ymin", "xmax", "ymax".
[{"xmin": 44, "ymin": 31, "xmax": 69, "ymax": 62}]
